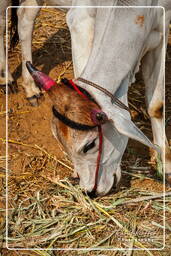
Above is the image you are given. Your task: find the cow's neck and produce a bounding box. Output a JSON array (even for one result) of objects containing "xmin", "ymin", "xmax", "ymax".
[{"xmin": 78, "ymin": 7, "xmax": 155, "ymax": 110}]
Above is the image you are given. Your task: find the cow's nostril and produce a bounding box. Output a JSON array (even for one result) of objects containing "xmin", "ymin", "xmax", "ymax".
[{"xmin": 87, "ymin": 189, "xmax": 97, "ymax": 199}]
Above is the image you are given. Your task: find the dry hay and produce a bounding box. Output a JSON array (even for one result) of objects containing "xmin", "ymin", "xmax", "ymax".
[
  {"xmin": 1, "ymin": 143, "xmax": 171, "ymax": 252},
  {"xmin": 0, "ymin": 7, "xmax": 171, "ymax": 256},
  {"xmin": 2, "ymin": 155, "xmax": 171, "ymax": 250}
]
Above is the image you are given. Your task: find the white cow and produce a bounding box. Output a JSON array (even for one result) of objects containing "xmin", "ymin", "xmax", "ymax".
[{"xmin": 0, "ymin": 0, "xmax": 171, "ymax": 195}]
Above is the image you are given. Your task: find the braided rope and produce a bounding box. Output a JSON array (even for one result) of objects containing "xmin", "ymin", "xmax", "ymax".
[{"xmin": 77, "ymin": 77, "xmax": 130, "ymax": 112}]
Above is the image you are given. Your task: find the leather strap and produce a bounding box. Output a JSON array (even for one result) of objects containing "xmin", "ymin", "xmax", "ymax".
[{"xmin": 77, "ymin": 77, "xmax": 130, "ymax": 112}]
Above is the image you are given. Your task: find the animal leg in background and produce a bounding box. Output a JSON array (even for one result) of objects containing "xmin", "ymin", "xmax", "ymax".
[
  {"xmin": 0, "ymin": 0, "xmax": 16, "ymax": 92},
  {"xmin": 142, "ymin": 23, "xmax": 171, "ymax": 184},
  {"xmin": 17, "ymin": 1, "xmax": 41, "ymax": 106}
]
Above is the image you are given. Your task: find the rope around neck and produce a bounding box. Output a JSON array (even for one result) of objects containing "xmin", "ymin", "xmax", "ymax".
[{"xmin": 77, "ymin": 77, "xmax": 130, "ymax": 112}]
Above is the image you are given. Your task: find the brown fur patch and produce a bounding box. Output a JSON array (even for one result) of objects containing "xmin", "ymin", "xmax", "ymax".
[
  {"xmin": 58, "ymin": 119, "xmax": 68, "ymax": 138},
  {"xmin": 148, "ymin": 102, "xmax": 163, "ymax": 118},
  {"xmin": 48, "ymin": 83, "xmax": 100, "ymax": 127},
  {"xmin": 47, "ymin": 83, "xmax": 100, "ymax": 147},
  {"xmin": 149, "ymin": 147, "xmax": 157, "ymax": 166},
  {"xmin": 135, "ymin": 15, "xmax": 144, "ymax": 27}
]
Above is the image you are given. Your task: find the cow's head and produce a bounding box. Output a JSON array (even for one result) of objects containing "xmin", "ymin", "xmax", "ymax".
[{"xmin": 26, "ymin": 62, "xmax": 159, "ymax": 196}]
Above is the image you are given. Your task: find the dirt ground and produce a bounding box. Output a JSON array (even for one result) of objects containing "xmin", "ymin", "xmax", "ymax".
[{"xmin": 0, "ymin": 7, "xmax": 171, "ymax": 256}]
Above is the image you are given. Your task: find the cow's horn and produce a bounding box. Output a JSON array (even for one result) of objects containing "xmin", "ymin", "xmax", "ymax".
[
  {"xmin": 26, "ymin": 61, "xmax": 56, "ymax": 91},
  {"xmin": 91, "ymin": 109, "xmax": 108, "ymax": 125}
]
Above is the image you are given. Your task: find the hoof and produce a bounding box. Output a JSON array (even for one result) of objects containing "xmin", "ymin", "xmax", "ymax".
[
  {"xmin": 0, "ymin": 81, "xmax": 18, "ymax": 94},
  {"xmin": 35, "ymin": 93, "xmax": 43, "ymax": 99},
  {"xmin": 27, "ymin": 95, "xmax": 39, "ymax": 107},
  {"xmin": 27, "ymin": 93, "xmax": 44, "ymax": 107}
]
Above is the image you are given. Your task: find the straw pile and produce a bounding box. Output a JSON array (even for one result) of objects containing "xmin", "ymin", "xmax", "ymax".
[
  {"xmin": 1, "ymin": 140, "xmax": 170, "ymax": 252},
  {"xmin": 4, "ymin": 151, "xmax": 171, "ymax": 251}
]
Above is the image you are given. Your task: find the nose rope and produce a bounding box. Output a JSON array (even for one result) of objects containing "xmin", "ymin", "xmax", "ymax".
[
  {"xmin": 69, "ymin": 79, "xmax": 103, "ymax": 192},
  {"xmin": 95, "ymin": 126, "xmax": 103, "ymax": 191},
  {"xmin": 68, "ymin": 79, "xmax": 88, "ymax": 100}
]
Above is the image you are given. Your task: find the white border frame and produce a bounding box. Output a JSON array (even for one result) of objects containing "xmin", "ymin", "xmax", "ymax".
[{"xmin": 5, "ymin": 5, "xmax": 166, "ymax": 251}]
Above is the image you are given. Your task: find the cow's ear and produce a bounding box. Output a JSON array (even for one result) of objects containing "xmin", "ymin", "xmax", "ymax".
[{"xmin": 111, "ymin": 111, "xmax": 160, "ymax": 153}]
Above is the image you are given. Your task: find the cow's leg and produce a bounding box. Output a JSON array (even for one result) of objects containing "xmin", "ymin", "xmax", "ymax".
[
  {"xmin": 0, "ymin": 0, "xmax": 15, "ymax": 92},
  {"xmin": 142, "ymin": 30, "xmax": 171, "ymax": 184},
  {"xmin": 66, "ymin": 2, "xmax": 96, "ymax": 77},
  {"xmin": 17, "ymin": 1, "xmax": 42, "ymax": 106}
]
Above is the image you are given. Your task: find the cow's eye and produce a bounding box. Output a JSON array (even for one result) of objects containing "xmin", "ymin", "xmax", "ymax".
[{"xmin": 83, "ymin": 139, "xmax": 96, "ymax": 153}]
